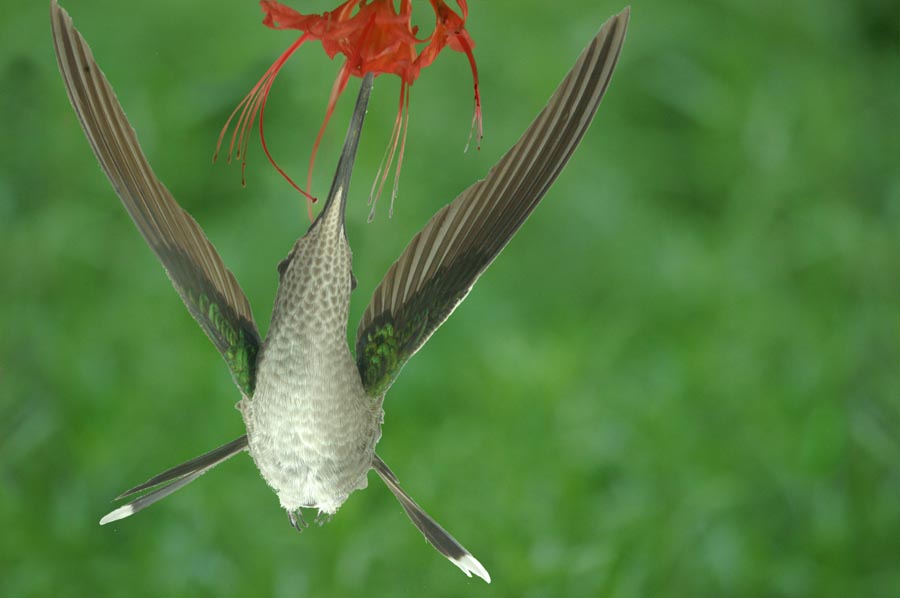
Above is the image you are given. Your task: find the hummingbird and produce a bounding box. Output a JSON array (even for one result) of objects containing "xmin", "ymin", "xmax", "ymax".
[{"xmin": 51, "ymin": 0, "xmax": 629, "ymax": 583}]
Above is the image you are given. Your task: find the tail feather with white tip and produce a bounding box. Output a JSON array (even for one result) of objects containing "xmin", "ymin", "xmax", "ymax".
[
  {"xmin": 373, "ymin": 454, "xmax": 491, "ymax": 583},
  {"xmin": 99, "ymin": 436, "xmax": 248, "ymax": 525}
]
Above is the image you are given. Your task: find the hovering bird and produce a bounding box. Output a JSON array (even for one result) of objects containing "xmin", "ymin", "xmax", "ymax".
[{"xmin": 51, "ymin": 0, "xmax": 629, "ymax": 583}]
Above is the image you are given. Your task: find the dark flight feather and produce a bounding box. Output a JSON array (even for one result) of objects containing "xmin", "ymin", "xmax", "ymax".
[
  {"xmin": 51, "ymin": 1, "xmax": 261, "ymax": 396},
  {"xmin": 355, "ymin": 8, "xmax": 630, "ymax": 397}
]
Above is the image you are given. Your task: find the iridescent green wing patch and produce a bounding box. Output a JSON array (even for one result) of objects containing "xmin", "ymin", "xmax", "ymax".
[
  {"xmin": 177, "ymin": 274, "xmax": 260, "ymax": 396},
  {"xmin": 159, "ymin": 243, "xmax": 261, "ymax": 396},
  {"xmin": 356, "ymin": 250, "xmax": 482, "ymax": 397}
]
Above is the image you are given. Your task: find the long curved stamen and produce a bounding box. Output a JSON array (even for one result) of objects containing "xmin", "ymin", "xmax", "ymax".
[
  {"xmin": 217, "ymin": 40, "xmax": 298, "ymax": 161},
  {"xmin": 390, "ymin": 85, "xmax": 411, "ymax": 218},
  {"xmin": 214, "ymin": 61, "xmax": 277, "ymax": 164},
  {"xmin": 257, "ymin": 67, "xmax": 317, "ymax": 209},
  {"xmin": 454, "ymin": 32, "xmax": 482, "ymax": 152},
  {"xmin": 368, "ymin": 112, "xmax": 399, "ymax": 212},
  {"xmin": 215, "ymin": 35, "xmax": 316, "ymax": 205},
  {"xmin": 235, "ymin": 70, "xmax": 272, "ymax": 179},
  {"xmin": 368, "ymin": 82, "xmax": 406, "ymax": 221}
]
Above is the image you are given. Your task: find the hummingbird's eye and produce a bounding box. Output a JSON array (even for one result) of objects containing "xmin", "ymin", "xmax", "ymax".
[{"xmin": 277, "ymin": 251, "xmax": 295, "ymax": 280}]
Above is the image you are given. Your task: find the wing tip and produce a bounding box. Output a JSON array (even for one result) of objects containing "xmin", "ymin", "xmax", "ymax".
[
  {"xmin": 606, "ymin": 6, "xmax": 631, "ymax": 45},
  {"xmin": 619, "ymin": 6, "xmax": 632, "ymax": 34},
  {"xmin": 50, "ymin": 0, "xmax": 69, "ymax": 29},
  {"xmin": 603, "ymin": 6, "xmax": 631, "ymax": 47}
]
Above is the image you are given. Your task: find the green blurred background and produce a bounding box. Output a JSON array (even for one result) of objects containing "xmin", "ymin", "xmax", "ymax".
[{"xmin": 2, "ymin": 0, "xmax": 898, "ymax": 595}]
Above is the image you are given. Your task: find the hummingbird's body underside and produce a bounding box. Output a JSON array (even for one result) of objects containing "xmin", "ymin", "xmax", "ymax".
[
  {"xmin": 244, "ymin": 187, "xmax": 383, "ymax": 516},
  {"xmin": 51, "ymin": 0, "xmax": 629, "ymax": 584}
]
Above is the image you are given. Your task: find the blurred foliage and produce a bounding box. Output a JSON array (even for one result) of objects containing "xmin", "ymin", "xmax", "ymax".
[{"xmin": 1, "ymin": 0, "xmax": 898, "ymax": 596}]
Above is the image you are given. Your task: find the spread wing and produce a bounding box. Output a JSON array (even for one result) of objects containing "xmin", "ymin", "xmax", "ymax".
[
  {"xmin": 51, "ymin": 1, "xmax": 261, "ymax": 396},
  {"xmin": 355, "ymin": 8, "xmax": 630, "ymax": 397}
]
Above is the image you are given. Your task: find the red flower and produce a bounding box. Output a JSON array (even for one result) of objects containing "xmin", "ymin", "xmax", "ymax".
[{"xmin": 216, "ymin": 0, "xmax": 481, "ymax": 220}]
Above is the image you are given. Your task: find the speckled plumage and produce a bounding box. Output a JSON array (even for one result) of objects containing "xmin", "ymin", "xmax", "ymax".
[
  {"xmin": 52, "ymin": 0, "xmax": 628, "ymax": 583},
  {"xmin": 241, "ymin": 189, "xmax": 383, "ymax": 515}
]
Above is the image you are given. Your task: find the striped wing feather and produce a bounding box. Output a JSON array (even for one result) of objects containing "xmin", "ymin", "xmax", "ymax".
[
  {"xmin": 51, "ymin": 1, "xmax": 261, "ymax": 396},
  {"xmin": 355, "ymin": 8, "xmax": 630, "ymax": 396}
]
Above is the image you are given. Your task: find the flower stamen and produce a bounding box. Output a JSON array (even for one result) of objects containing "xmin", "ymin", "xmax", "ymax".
[{"xmin": 221, "ymin": 0, "xmax": 482, "ymax": 221}]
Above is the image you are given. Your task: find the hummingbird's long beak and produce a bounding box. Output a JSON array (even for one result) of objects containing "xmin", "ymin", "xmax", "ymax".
[{"xmin": 316, "ymin": 72, "xmax": 374, "ymax": 227}]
